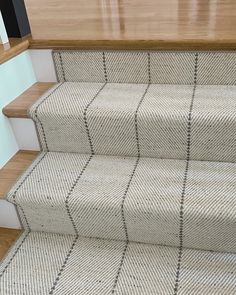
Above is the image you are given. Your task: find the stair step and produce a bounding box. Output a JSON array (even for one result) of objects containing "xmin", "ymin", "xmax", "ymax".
[
  {"xmin": 25, "ymin": 0, "xmax": 236, "ymax": 51},
  {"xmin": 0, "ymin": 227, "xmax": 22, "ymax": 260},
  {"xmin": 1, "ymin": 231, "xmax": 236, "ymax": 294},
  {"xmin": 29, "ymin": 81, "xmax": 236, "ymax": 162},
  {"xmin": 0, "ymin": 150, "xmax": 39, "ymax": 199},
  {"xmin": 3, "ymin": 82, "xmax": 55, "ymax": 118},
  {"xmin": 7, "ymin": 151, "xmax": 236, "ymax": 254},
  {"xmin": 53, "ymin": 51, "xmax": 236, "ymax": 85}
]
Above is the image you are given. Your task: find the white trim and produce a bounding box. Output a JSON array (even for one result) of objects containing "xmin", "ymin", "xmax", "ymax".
[{"xmin": 0, "ymin": 11, "xmax": 8, "ymax": 44}]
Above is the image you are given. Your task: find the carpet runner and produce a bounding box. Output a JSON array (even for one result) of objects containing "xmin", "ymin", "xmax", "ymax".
[{"xmin": 1, "ymin": 50, "xmax": 236, "ymax": 294}]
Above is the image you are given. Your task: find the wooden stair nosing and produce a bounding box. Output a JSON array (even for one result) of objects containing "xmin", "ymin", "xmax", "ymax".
[
  {"xmin": 2, "ymin": 82, "xmax": 55, "ymax": 118},
  {"xmin": 28, "ymin": 39, "xmax": 236, "ymax": 51},
  {"xmin": 0, "ymin": 150, "xmax": 39, "ymax": 199},
  {"xmin": 0, "ymin": 227, "xmax": 22, "ymax": 261}
]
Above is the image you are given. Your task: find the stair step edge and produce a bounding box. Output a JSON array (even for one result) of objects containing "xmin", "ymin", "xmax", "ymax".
[
  {"xmin": 2, "ymin": 82, "xmax": 55, "ymax": 118},
  {"xmin": 0, "ymin": 150, "xmax": 39, "ymax": 199}
]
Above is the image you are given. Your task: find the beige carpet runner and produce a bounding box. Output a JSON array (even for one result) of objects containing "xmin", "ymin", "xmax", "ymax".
[{"xmin": 1, "ymin": 51, "xmax": 236, "ymax": 294}]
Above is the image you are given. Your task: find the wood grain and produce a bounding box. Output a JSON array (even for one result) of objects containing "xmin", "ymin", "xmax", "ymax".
[
  {"xmin": 0, "ymin": 150, "xmax": 39, "ymax": 199},
  {"xmin": 0, "ymin": 228, "xmax": 22, "ymax": 261},
  {"xmin": 24, "ymin": 0, "xmax": 236, "ymax": 50},
  {"xmin": 29, "ymin": 39, "xmax": 236, "ymax": 51},
  {"xmin": 3, "ymin": 82, "xmax": 55, "ymax": 118},
  {"xmin": 0, "ymin": 38, "xmax": 29, "ymax": 65}
]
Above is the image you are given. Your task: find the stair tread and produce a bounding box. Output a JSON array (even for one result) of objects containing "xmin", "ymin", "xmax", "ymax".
[
  {"xmin": 7, "ymin": 151, "xmax": 236, "ymax": 253},
  {"xmin": 0, "ymin": 227, "xmax": 22, "ymax": 261},
  {"xmin": 0, "ymin": 150, "xmax": 39, "ymax": 199},
  {"xmin": 25, "ymin": 0, "xmax": 236, "ymax": 51},
  {"xmin": 30, "ymin": 81, "xmax": 236, "ymax": 162},
  {"xmin": 3, "ymin": 82, "xmax": 55, "ymax": 118},
  {"xmin": 1, "ymin": 231, "xmax": 236, "ymax": 294}
]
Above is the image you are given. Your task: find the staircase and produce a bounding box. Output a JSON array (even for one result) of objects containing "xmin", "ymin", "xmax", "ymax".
[{"xmin": 1, "ymin": 50, "xmax": 236, "ymax": 294}]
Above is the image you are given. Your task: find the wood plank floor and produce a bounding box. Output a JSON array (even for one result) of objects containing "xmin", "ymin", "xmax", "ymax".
[
  {"xmin": 0, "ymin": 228, "xmax": 22, "ymax": 261},
  {"xmin": 24, "ymin": 0, "xmax": 236, "ymax": 50},
  {"xmin": 0, "ymin": 150, "xmax": 39, "ymax": 199},
  {"xmin": 3, "ymin": 82, "xmax": 55, "ymax": 118}
]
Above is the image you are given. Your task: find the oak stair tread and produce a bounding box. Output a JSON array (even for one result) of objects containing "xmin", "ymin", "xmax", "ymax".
[
  {"xmin": 0, "ymin": 227, "xmax": 22, "ymax": 261},
  {"xmin": 2, "ymin": 83, "xmax": 55, "ymax": 118},
  {"xmin": 0, "ymin": 150, "xmax": 39, "ymax": 199}
]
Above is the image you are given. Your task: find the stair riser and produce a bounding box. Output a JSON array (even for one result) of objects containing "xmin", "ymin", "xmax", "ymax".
[
  {"xmin": 0, "ymin": 200, "xmax": 21, "ymax": 229},
  {"xmin": 10, "ymin": 118, "xmax": 40, "ymax": 151},
  {"xmin": 53, "ymin": 51, "xmax": 236, "ymax": 85}
]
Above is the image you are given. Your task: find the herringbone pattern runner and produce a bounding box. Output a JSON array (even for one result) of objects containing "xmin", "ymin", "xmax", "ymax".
[{"xmin": 1, "ymin": 51, "xmax": 236, "ymax": 294}]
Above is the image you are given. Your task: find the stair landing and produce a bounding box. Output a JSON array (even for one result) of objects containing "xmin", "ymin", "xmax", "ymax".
[
  {"xmin": 1, "ymin": 0, "xmax": 236, "ymax": 65},
  {"xmin": 24, "ymin": 0, "xmax": 236, "ymax": 50}
]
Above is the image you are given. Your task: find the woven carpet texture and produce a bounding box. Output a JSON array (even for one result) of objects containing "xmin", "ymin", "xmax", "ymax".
[{"xmin": 1, "ymin": 50, "xmax": 236, "ymax": 294}]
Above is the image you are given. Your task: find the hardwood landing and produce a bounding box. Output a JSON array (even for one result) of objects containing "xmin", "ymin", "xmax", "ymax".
[
  {"xmin": 0, "ymin": 150, "xmax": 39, "ymax": 199},
  {"xmin": 25, "ymin": 0, "xmax": 236, "ymax": 50},
  {"xmin": 0, "ymin": 228, "xmax": 22, "ymax": 261},
  {"xmin": 1, "ymin": 1, "xmax": 236, "ymax": 56}
]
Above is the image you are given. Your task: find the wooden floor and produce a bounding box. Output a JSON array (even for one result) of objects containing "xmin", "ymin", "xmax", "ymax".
[
  {"xmin": 24, "ymin": 0, "xmax": 236, "ymax": 50},
  {"xmin": 0, "ymin": 150, "xmax": 39, "ymax": 199},
  {"xmin": 0, "ymin": 228, "xmax": 22, "ymax": 261}
]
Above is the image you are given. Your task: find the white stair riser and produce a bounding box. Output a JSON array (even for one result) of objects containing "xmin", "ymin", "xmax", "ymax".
[
  {"xmin": 29, "ymin": 49, "xmax": 57, "ymax": 82},
  {"xmin": 10, "ymin": 118, "xmax": 40, "ymax": 151},
  {"xmin": 0, "ymin": 200, "xmax": 21, "ymax": 229}
]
